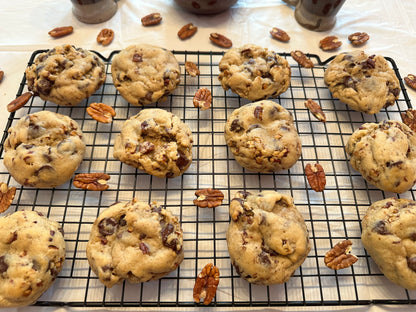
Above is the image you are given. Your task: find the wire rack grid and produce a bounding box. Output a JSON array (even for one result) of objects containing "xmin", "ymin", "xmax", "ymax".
[{"xmin": 0, "ymin": 49, "xmax": 415, "ymax": 307}]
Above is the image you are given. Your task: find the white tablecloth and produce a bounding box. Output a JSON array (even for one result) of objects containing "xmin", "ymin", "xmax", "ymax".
[{"xmin": 0, "ymin": 0, "xmax": 416, "ymax": 311}]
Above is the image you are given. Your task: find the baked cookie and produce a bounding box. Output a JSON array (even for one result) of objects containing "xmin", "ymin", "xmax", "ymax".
[
  {"xmin": 3, "ymin": 111, "xmax": 85, "ymax": 188},
  {"xmin": 86, "ymin": 199, "xmax": 184, "ymax": 288},
  {"xmin": 324, "ymin": 51, "xmax": 400, "ymax": 114},
  {"xmin": 226, "ymin": 190, "xmax": 310, "ymax": 285},
  {"xmin": 361, "ymin": 198, "xmax": 416, "ymax": 289},
  {"xmin": 25, "ymin": 44, "xmax": 106, "ymax": 106},
  {"xmin": 224, "ymin": 100, "xmax": 301, "ymax": 172},
  {"xmin": 0, "ymin": 210, "xmax": 65, "ymax": 307},
  {"xmin": 113, "ymin": 108, "xmax": 193, "ymax": 178},
  {"xmin": 111, "ymin": 44, "xmax": 181, "ymax": 106},
  {"xmin": 345, "ymin": 120, "xmax": 416, "ymax": 193},
  {"xmin": 218, "ymin": 44, "xmax": 291, "ymax": 101}
]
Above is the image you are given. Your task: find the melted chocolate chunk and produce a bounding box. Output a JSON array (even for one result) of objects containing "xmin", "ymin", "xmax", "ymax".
[
  {"xmin": 258, "ymin": 251, "xmax": 271, "ymax": 265},
  {"xmin": 98, "ymin": 217, "xmax": 118, "ymax": 236},
  {"xmin": 407, "ymin": 257, "xmax": 416, "ymax": 272},
  {"xmin": 0, "ymin": 256, "xmax": 8, "ymax": 274},
  {"xmin": 373, "ymin": 220, "xmax": 390, "ymax": 235},
  {"xmin": 132, "ymin": 53, "xmax": 143, "ymax": 62},
  {"xmin": 230, "ymin": 119, "xmax": 243, "ymax": 132},
  {"xmin": 161, "ymin": 223, "xmax": 179, "ymax": 252},
  {"xmin": 118, "ymin": 214, "xmax": 127, "ymax": 227},
  {"xmin": 176, "ymin": 150, "xmax": 189, "ymax": 170},
  {"xmin": 254, "ymin": 106, "xmax": 263, "ymax": 121}
]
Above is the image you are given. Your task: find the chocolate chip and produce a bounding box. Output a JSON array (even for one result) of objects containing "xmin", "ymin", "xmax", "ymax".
[
  {"xmin": 407, "ymin": 257, "xmax": 416, "ymax": 272},
  {"xmin": 343, "ymin": 76, "xmax": 356, "ymax": 90},
  {"xmin": 391, "ymin": 87, "xmax": 400, "ymax": 97},
  {"xmin": 37, "ymin": 79, "xmax": 53, "ymax": 95},
  {"xmin": 35, "ymin": 165, "xmax": 54, "ymax": 176},
  {"xmin": 141, "ymin": 121, "xmax": 149, "ymax": 133},
  {"xmin": 32, "ymin": 259, "xmax": 41, "ymax": 271},
  {"xmin": 98, "ymin": 217, "xmax": 118, "ymax": 236},
  {"xmin": 139, "ymin": 142, "xmax": 155, "ymax": 154},
  {"xmin": 373, "ymin": 220, "xmax": 390, "ymax": 235},
  {"xmin": 151, "ymin": 205, "xmax": 162, "ymax": 214},
  {"xmin": 254, "ymin": 106, "xmax": 263, "ymax": 121},
  {"xmin": 161, "ymin": 223, "xmax": 179, "ymax": 252},
  {"xmin": 176, "ymin": 150, "xmax": 189, "ymax": 170},
  {"xmin": 8, "ymin": 231, "xmax": 17, "ymax": 244},
  {"xmin": 132, "ymin": 53, "xmax": 143, "ymax": 62},
  {"xmin": 140, "ymin": 242, "xmax": 150, "ymax": 254},
  {"xmin": 0, "ymin": 256, "xmax": 8, "ymax": 273},
  {"xmin": 411, "ymin": 233, "xmax": 416, "ymax": 241},
  {"xmin": 102, "ymin": 265, "xmax": 113, "ymax": 272},
  {"xmin": 258, "ymin": 251, "xmax": 271, "ymax": 265},
  {"xmin": 118, "ymin": 214, "xmax": 127, "ymax": 227},
  {"xmin": 230, "ymin": 119, "xmax": 243, "ymax": 132},
  {"xmin": 386, "ymin": 160, "xmax": 403, "ymax": 167}
]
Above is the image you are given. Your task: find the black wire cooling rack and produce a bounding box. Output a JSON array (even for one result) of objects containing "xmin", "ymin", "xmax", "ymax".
[{"xmin": 0, "ymin": 49, "xmax": 416, "ymax": 307}]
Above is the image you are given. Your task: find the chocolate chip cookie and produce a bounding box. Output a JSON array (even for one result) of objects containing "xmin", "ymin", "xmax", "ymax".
[
  {"xmin": 224, "ymin": 100, "xmax": 301, "ymax": 172},
  {"xmin": 226, "ymin": 190, "xmax": 310, "ymax": 285},
  {"xmin": 345, "ymin": 120, "xmax": 416, "ymax": 193},
  {"xmin": 324, "ymin": 51, "xmax": 400, "ymax": 114},
  {"xmin": 113, "ymin": 108, "xmax": 193, "ymax": 178},
  {"xmin": 0, "ymin": 210, "xmax": 65, "ymax": 307},
  {"xmin": 111, "ymin": 44, "xmax": 181, "ymax": 106},
  {"xmin": 86, "ymin": 199, "xmax": 184, "ymax": 288},
  {"xmin": 218, "ymin": 44, "xmax": 291, "ymax": 101},
  {"xmin": 25, "ymin": 44, "xmax": 106, "ymax": 106},
  {"xmin": 3, "ymin": 111, "xmax": 85, "ymax": 188},
  {"xmin": 361, "ymin": 198, "xmax": 416, "ymax": 289}
]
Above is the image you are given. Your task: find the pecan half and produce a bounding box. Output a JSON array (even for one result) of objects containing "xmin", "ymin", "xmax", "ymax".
[
  {"xmin": 209, "ymin": 33, "xmax": 232, "ymax": 48},
  {"xmin": 48, "ymin": 26, "xmax": 73, "ymax": 38},
  {"xmin": 348, "ymin": 32, "xmax": 369, "ymax": 46},
  {"xmin": 305, "ymin": 99, "xmax": 326, "ymax": 122},
  {"xmin": 141, "ymin": 13, "xmax": 162, "ymax": 26},
  {"xmin": 319, "ymin": 36, "xmax": 342, "ymax": 51},
  {"xmin": 305, "ymin": 163, "xmax": 326, "ymax": 192},
  {"xmin": 0, "ymin": 70, "xmax": 4, "ymax": 83},
  {"xmin": 7, "ymin": 92, "xmax": 33, "ymax": 113},
  {"xmin": 97, "ymin": 28, "xmax": 114, "ymax": 46},
  {"xmin": 270, "ymin": 27, "xmax": 290, "ymax": 42},
  {"xmin": 193, "ymin": 88, "xmax": 212, "ymax": 110},
  {"xmin": 194, "ymin": 188, "xmax": 224, "ymax": 208},
  {"xmin": 178, "ymin": 23, "xmax": 198, "ymax": 40},
  {"xmin": 193, "ymin": 263, "xmax": 220, "ymax": 305},
  {"xmin": 185, "ymin": 61, "xmax": 200, "ymax": 77},
  {"xmin": 404, "ymin": 74, "xmax": 416, "ymax": 90},
  {"xmin": 73, "ymin": 173, "xmax": 110, "ymax": 191},
  {"xmin": 86, "ymin": 103, "xmax": 116, "ymax": 123},
  {"xmin": 0, "ymin": 183, "xmax": 16, "ymax": 213},
  {"xmin": 324, "ymin": 240, "xmax": 358, "ymax": 270},
  {"xmin": 401, "ymin": 108, "xmax": 416, "ymax": 132},
  {"xmin": 291, "ymin": 50, "xmax": 314, "ymax": 68}
]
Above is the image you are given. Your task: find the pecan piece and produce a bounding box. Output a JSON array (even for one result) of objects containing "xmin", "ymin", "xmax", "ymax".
[
  {"xmin": 404, "ymin": 74, "xmax": 416, "ymax": 90},
  {"xmin": 305, "ymin": 99, "xmax": 326, "ymax": 122},
  {"xmin": 178, "ymin": 23, "xmax": 198, "ymax": 40},
  {"xmin": 0, "ymin": 70, "xmax": 4, "ymax": 83},
  {"xmin": 73, "ymin": 173, "xmax": 110, "ymax": 191},
  {"xmin": 401, "ymin": 108, "xmax": 416, "ymax": 132},
  {"xmin": 290, "ymin": 50, "xmax": 314, "ymax": 68},
  {"xmin": 348, "ymin": 32, "xmax": 369, "ymax": 46},
  {"xmin": 193, "ymin": 88, "xmax": 212, "ymax": 110},
  {"xmin": 209, "ymin": 33, "xmax": 232, "ymax": 48},
  {"xmin": 97, "ymin": 28, "xmax": 114, "ymax": 46},
  {"xmin": 194, "ymin": 188, "xmax": 224, "ymax": 208},
  {"xmin": 141, "ymin": 13, "xmax": 162, "ymax": 26},
  {"xmin": 305, "ymin": 163, "xmax": 326, "ymax": 192},
  {"xmin": 0, "ymin": 183, "xmax": 16, "ymax": 213},
  {"xmin": 193, "ymin": 263, "xmax": 220, "ymax": 305},
  {"xmin": 270, "ymin": 27, "xmax": 290, "ymax": 42},
  {"xmin": 185, "ymin": 61, "xmax": 200, "ymax": 77},
  {"xmin": 48, "ymin": 26, "xmax": 73, "ymax": 38},
  {"xmin": 319, "ymin": 36, "xmax": 342, "ymax": 51},
  {"xmin": 324, "ymin": 240, "xmax": 358, "ymax": 270},
  {"xmin": 86, "ymin": 103, "xmax": 116, "ymax": 123},
  {"xmin": 7, "ymin": 91, "xmax": 33, "ymax": 113}
]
